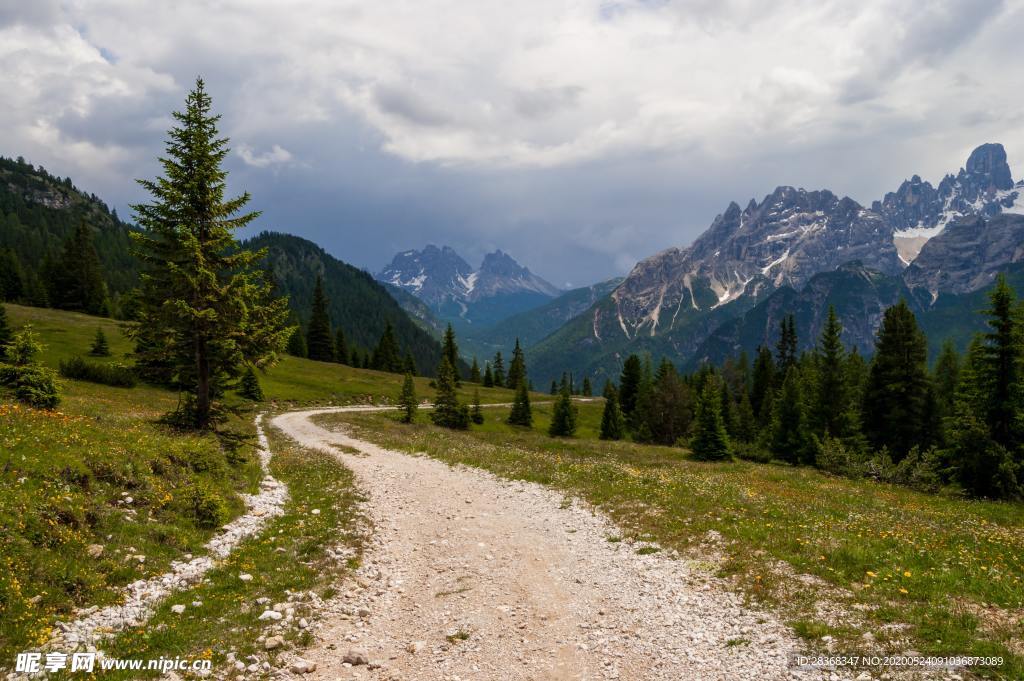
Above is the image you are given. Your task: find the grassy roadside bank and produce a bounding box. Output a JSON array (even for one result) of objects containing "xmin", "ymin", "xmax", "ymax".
[{"xmin": 315, "ymin": 404, "xmax": 1024, "ymax": 679}]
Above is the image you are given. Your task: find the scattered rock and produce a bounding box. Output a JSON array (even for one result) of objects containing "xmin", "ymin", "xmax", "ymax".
[
  {"xmin": 289, "ymin": 658, "xmax": 317, "ymax": 674},
  {"xmin": 86, "ymin": 544, "xmax": 104, "ymax": 559},
  {"xmin": 406, "ymin": 641, "xmax": 426, "ymax": 654},
  {"xmin": 264, "ymin": 635, "xmax": 284, "ymax": 651},
  {"xmin": 239, "ymin": 573, "xmax": 253, "ymax": 582},
  {"xmin": 258, "ymin": 610, "xmax": 283, "ymax": 621},
  {"xmin": 343, "ymin": 648, "xmax": 370, "ymax": 666},
  {"xmin": 170, "ymin": 604, "xmax": 186, "ymax": 615}
]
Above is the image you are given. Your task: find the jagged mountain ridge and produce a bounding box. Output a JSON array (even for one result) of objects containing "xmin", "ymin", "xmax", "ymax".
[
  {"xmin": 528, "ymin": 143, "xmax": 1024, "ymax": 384},
  {"xmin": 377, "ymin": 245, "xmax": 562, "ymax": 329}
]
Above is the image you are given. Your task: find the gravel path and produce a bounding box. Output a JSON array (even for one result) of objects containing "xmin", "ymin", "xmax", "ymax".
[{"xmin": 272, "ymin": 407, "xmax": 840, "ymax": 681}]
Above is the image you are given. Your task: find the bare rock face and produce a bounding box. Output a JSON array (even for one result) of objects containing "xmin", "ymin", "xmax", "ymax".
[{"xmin": 904, "ymin": 214, "xmax": 1024, "ymax": 296}]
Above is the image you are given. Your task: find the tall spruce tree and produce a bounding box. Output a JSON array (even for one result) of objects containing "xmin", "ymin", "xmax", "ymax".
[
  {"xmin": 0, "ymin": 248, "xmax": 24, "ymax": 302},
  {"xmin": 399, "ymin": 372, "xmax": 417, "ymax": 423},
  {"xmin": 750, "ymin": 345, "xmax": 775, "ymax": 419},
  {"xmin": 442, "ymin": 324, "xmax": 461, "ymax": 386},
  {"xmin": 508, "ymin": 380, "xmax": 532, "ymax": 427},
  {"xmin": 47, "ymin": 223, "xmax": 108, "ymax": 316},
  {"xmin": 306, "ymin": 275, "xmax": 335, "ymax": 362},
  {"xmin": 469, "ymin": 358, "xmax": 481, "ymax": 383},
  {"xmin": 403, "ymin": 351, "xmax": 417, "ymax": 376},
  {"xmin": 776, "ymin": 315, "xmax": 797, "ymax": 374},
  {"xmin": 131, "ymin": 78, "xmax": 291, "ymax": 428},
  {"xmin": 548, "ymin": 384, "xmax": 578, "ymax": 437},
  {"xmin": 286, "ymin": 327, "xmax": 307, "ymax": 358},
  {"xmin": 812, "ymin": 306, "xmax": 850, "ymax": 438},
  {"xmin": 581, "ymin": 376, "xmax": 592, "ymax": 397},
  {"xmin": 619, "ymin": 354, "xmax": 643, "ymax": 417},
  {"xmin": 335, "ymin": 327, "xmax": 350, "ymax": 365},
  {"xmin": 981, "ymin": 274, "xmax": 1021, "ymax": 449},
  {"xmin": 734, "ymin": 388, "xmax": 757, "ymax": 442},
  {"xmin": 0, "ymin": 304, "xmax": 11, "ymax": 361},
  {"xmin": 430, "ymin": 357, "xmax": 468, "ymax": 429},
  {"xmin": 770, "ymin": 366, "xmax": 812, "ymax": 465},
  {"xmin": 506, "ymin": 338, "xmax": 526, "ymax": 389},
  {"xmin": 861, "ymin": 300, "xmax": 931, "ymax": 460},
  {"xmin": 239, "ymin": 366, "xmax": 264, "ymax": 401},
  {"xmin": 470, "ymin": 389, "xmax": 485, "ymax": 424},
  {"xmin": 491, "ymin": 351, "xmax": 505, "ymax": 388},
  {"xmin": 483, "ymin": 362, "xmax": 494, "ymax": 387},
  {"xmin": 691, "ymin": 381, "xmax": 731, "ymax": 461},
  {"xmin": 372, "ymin": 322, "xmax": 402, "ymax": 372},
  {"xmin": 599, "ymin": 381, "xmax": 625, "ymax": 440}
]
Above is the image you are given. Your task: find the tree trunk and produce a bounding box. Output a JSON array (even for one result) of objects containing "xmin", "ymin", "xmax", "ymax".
[{"xmin": 196, "ymin": 334, "xmax": 210, "ymax": 429}]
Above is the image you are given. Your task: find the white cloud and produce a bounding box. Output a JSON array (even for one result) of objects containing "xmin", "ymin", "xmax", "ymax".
[{"xmin": 237, "ymin": 144, "xmax": 293, "ymax": 168}]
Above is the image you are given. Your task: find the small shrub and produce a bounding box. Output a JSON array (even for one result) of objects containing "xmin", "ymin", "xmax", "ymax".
[
  {"xmin": 731, "ymin": 440, "xmax": 773, "ymax": 463},
  {"xmin": 0, "ymin": 363, "xmax": 61, "ymax": 408},
  {"xmin": 59, "ymin": 356, "xmax": 137, "ymax": 387},
  {"xmin": 89, "ymin": 328, "xmax": 111, "ymax": 357},
  {"xmin": 178, "ymin": 482, "xmax": 229, "ymax": 529}
]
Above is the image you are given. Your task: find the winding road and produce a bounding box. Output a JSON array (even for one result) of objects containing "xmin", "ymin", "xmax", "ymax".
[{"xmin": 271, "ymin": 406, "xmax": 831, "ymax": 680}]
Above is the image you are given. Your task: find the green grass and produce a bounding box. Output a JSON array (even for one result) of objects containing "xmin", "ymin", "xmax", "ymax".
[
  {"xmin": 316, "ymin": 405, "xmax": 1024, "ymax": 679},
  {"xmin": 94, "ymin": 422, "xmax": 366, "ymax": 678}
]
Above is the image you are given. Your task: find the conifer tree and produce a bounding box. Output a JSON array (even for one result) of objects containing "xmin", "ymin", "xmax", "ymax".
[
  {"xmin": 646, "ymin": 360, "xmax": 692, "ymax": 445},
  {"xmin": 861, "ymin": 300, "xmax": 931, "ymax": 460},
  {"xmin": 469, "ymin": 357, "xmax": 481, "ymax": 383},
  {"xmin": 430, "ymin": 357, "xmax": 468, "ymax": 429},
  {"xmin": 506, "ymin": 338, "xmax": 527, "ymax": 389},
  {"xmin": 776, "ymin": 315, "xmax": 797, "ymax": 374},
  {"xmin": 403, "ymin": 351, "xmax": 417, "ymax": 376},
  {"xmin": 471, "ymin": 389, "xmax": 485, "ymax": 425},
  {"xmin": 361, "ymin": 351, "xmax": 370, "ymax": 369},
  {"xmin": 130, "ymin": 78, "xmax": 291, "ymax": 428},
  {"xmin": 581, "ymin": 376, "xmax": 592, "ymax": 397},
  {"xmin": 599, "ymin": 381, "xmax": 625, "ymax": 441},
  {"xmin": 0, "ymin": 304, "xmax": 11, "ymax": 361},
  {"xmin": 628, "ymin": 356, "xmax": 655, "ymax": 441},
  {"xmin": 981, "ymin": 274, "xmax": 1021, "ymax": 449},
  {"xmin": 750, "ymin": 345, "xmax": 775, "ymax": 419},
  {"xmin": 691, "ymin": 381, "xmax": 731, "ymax": 461},
  {"xmin": 0, "ymin": 248, "xmax": 25, "ymax": 302},
  {"xmin": 372, "ymin": 322, "xmax": 402, "ymax": 372},
  {"xmin": 89, "ymin": 328, "xmax": 111, "ymax": 357},
  {"xmin": 483, "ymin": 362, "xmax": 494, "ymax": 387},
  {"xmin": 491, "ymin": 351, "xmax": 505, "ymax": 388},
  {"xmin": 442, "ymin": 324, "xmax": 461, "ymax": 386},
  {"xmin": 306, "ymin": 275, "xmax": 335, "ymax": 362},
  {"xmin": 286, "ymin": 327, "xmax": 307, "ymax": 358},
  {"xmin": 335, "ymin": 327, "xmax": 350, "ymax": 365},
  {"xmin": 735, "ymin": 388, "xmax": 757, "ymax": 442},
  {"xmin": 811, "ymin": 306, "xmax": 850, "ymax": 438},
  {"xmin": 399, "ymin": 372, "xmax": 418, "ymax": 423},
  {"xmin": 548, "ymin": 384, "xmax": 577, "ymax": 437},
  {"xmin": 550, "ymin": 379, "xmax": 558, "ymax": 395},
  {"xmin": 845, "ymin": 346, "xmax": 868, "ymax": 406},
  {"xmin": 770, "ymin": 366, "xmax": 812, "ymax": 465},
  {"xmin": 239, "ymin": 365, "xmax": 264, "ymax": 401},
  {"xmin": 508, "ymin": 381, "xmax": 532, "ymax": 427},
  {"xmin": 47, "ymin": 223, "xmax": 109, "ymax": 315},
  {"xmin": 619, "ymin": 354, "xmax": 643, "ymax": 417}
]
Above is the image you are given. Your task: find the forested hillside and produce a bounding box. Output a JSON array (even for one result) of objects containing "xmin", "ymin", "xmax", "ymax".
[
  {"xmin": 245, "ymin": 231, "xmax": 453, "ymax": 375},
  {"xmin": 0, "ymin": 156, "xmax": 138, "ymax": 312}
]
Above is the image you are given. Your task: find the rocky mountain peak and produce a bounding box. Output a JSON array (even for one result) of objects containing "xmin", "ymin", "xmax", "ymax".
[{"xmin": 964, "ymin": 142, "xmax": 1013, "ymax": 191}]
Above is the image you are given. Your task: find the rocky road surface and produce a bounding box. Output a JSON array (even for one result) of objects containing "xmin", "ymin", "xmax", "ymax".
[{"xmin": 271, "ymin": 407, "xmax": 840, "ymax": 681}]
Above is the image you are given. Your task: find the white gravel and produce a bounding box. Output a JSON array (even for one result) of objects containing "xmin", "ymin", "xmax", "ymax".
[
  {"xmin": 272, "ymin": 407, "xmax": 849, "ymax": 681},
  {"xmin": 30, "ymin": 414, "xmax": 288, "ymax": 658}
]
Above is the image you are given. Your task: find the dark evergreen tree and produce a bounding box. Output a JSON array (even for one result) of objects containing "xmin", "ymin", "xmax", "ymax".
[
  {"xmin": 776, "ymin": 315, "xmax": 797, "ymax": 374},
  {"xmin": 506, "ymin": 338, "xmax": 526, "ymax": 389},
  {"xmin": 508, "ymin": 380, "xmax": 533, "ymax": 427},
  {"xmin": 548, "ymin": 384, "xmax": 577, "ymax": 437},
  {"xmin": 750, "ymin": 345, "xmax": 775, "ymax": 420},
  {"xmin": 581, "ymin": 376, "xmax": 592, "ymax": 397},
  {"xmin": 46, "ymin": 223, "xmax": 109, "ymax": 315},
  {"xmin": 335, "ymin": 327, "xmax": 350, "ymax": 365},
  {"xmin": 469, "ymin": 357, "xmax": 481, "ymax": 383},
  {"xmin": 89, "ymin": 327, "xmax": 111, "ymax": 357},
  {"xmin": 770, "ymin": 366, "xmax": 812, "ymax": 465},
  {"xmin": 550, "ymin": 379, "xmax": 558, "ymax": 395},
  {"xmin": 306, "ymin": 275, "xmax": 335, "ymax": 362},
  {"xmin": 691, "ymin": 381, "xmax": 731, "ymax": 461},
  {"xmin": 483, "ymin": 362, "xmax": 494, "ymax": 387},
  {"xmin": 0, "ymin": 249, "xmax": 24, "ymax": 302},
  {"xmin": 471, "ymin": 389, "xmax": 485, "ymax": 425},
  {"xmin": 980, "ymin": 274, "xmax": 1021, "ymax": 449},
  {"xmin": 442, "ymin": 323, "xmax": 461, "ymax": 386},
  {"xmin": 811, "ymin": 306, "xmax": 851, "ymax": 438},
  {"xmin": 646, "ymin": 361, "xmax": 693, "ymax": 445},
  {"xmin": 933, "ymin": 339, "xmax": 960, "ymax": 444},
  {"xmin": 599, "ymin": 381, "xmax": 625, "ymax": 440},
  {"xmin": 399, "ymin": 372, "xmax": 417, "ymax": 423},
  {"xmin": 238, "ymin": 365, "xmax": 264, "ymax": 401},
  {"xmin": 861, "ymin": 300, "xmax": 931, "ymax": 460},
  {"xmin": 430, "ymin": 357, "xmax": 468, "ymax": 429},
  {"xmin": 491, "ymin": 351, "xmax": 505, "ymax": 388},
  {"xmin": 403, "ymin": 351, "xmax": 417, "ymax": 376},
  {"xmin": 130, "ymin": 78, "xmax": 292, "ymax": 428},
  {"xmin": 619, "ymin": 354, "xmax": 643, "ymax": 417},
  {"xmin": 0, "ymin": 304, "xmax": 11, "ymax": 361},
  {"xmin": 371, "ymin": 322, "xmax": 402, "ymax": 372},
  {"xmin": 734, "ymin": 388, "xmax": 757, "ymax": 442},
  {"xmin": 628, "ymin": 356, "xmax": 655, "ymax": 440},
  {"xmin": 286, "ymin": 326, "xmax": 307, "ymax": 358}
]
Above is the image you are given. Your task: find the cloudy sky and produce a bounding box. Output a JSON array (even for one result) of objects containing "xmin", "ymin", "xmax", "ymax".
[{"xmin": 2, "ymin": 0, "xmax": 1023, "ymax": 287}]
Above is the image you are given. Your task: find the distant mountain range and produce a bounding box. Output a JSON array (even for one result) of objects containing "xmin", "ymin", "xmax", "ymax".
[
  {"xmin": 529, "ymin": 143, "xmax": 1024, "ymax": 383},
  {"xmin": 377, "ymin": 245, "xmax": 562, "ymax": 329}
]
